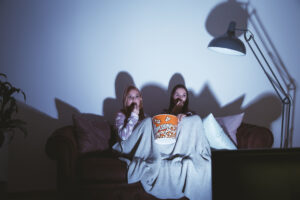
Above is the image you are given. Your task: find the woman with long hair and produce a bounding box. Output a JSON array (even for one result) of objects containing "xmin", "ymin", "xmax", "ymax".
[
  {"xmin": 115, "ymin": 85, "xmax": 145, "ymax": 140},
  {"xmin": 167, "ymin": 84, "xmax": 193, "ymax": 122}
]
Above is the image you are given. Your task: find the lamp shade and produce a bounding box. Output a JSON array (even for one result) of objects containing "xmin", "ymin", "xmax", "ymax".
[{"xmin": 208, "ymin": 21, "xmax": 246, "ymax": 56}]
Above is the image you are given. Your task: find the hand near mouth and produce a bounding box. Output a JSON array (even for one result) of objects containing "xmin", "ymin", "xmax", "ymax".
[
  {"xmin": 171, "ymin": 99, "xmax": 184, "ymax": 115},
  {"xmin": 131, "ymin": 103, "xmax": 139, "ymax": 115}
]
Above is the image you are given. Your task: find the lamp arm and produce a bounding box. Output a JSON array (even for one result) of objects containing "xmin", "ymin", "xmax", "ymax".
[
  {"xmin": 243, "ymin": 30, "xmax": 290, "ymax": 102},
  {"xmin": 237, "ymin": 29, "xmax": 292, "ymax": 148}
]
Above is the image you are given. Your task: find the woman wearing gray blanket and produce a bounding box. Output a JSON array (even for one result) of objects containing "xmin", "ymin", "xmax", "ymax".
[{"xmin": 113, "ymin": 85, "xmax": 211, "ymax": 200}]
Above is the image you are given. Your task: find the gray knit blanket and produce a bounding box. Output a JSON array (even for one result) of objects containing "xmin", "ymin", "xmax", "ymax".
[{"xmin": 112, "ymin": 115, "xmax": 212, "ymax": 200}]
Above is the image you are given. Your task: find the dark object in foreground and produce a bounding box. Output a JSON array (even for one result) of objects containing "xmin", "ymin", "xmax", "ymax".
[{"xmin": 212, "ymin": 148, "xmax": 300, "ymax": 200}]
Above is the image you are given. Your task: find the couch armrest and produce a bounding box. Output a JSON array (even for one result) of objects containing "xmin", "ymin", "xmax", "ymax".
[
  {"xmin": 45, "ymin": 125, "xmax": 79, "ymax": 193},
  {"xmin": 236, "ymin": 123, "xmax": 274, "ymax": 149},
  {"xmin": 46, "ymin": 125, "xmax": 78, "ymax": 161}
]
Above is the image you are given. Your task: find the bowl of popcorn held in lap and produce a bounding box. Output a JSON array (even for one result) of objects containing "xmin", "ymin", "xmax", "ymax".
[{"xmin": 152, "ymin": 114, "xmax": 178, "ymax": 145}]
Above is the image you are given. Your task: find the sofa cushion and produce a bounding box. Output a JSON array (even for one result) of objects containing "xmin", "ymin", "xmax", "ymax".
[
  {"xmin": 216, "ymin": 113, "xmax": 244, "ymax": 146},
  {"xmin": 79, "ymin": 157, "xmax": 127, "ymax": 183},
  {"xmin": 236, "ymin": 123, "xmax": 274, "ymax": 148},
  {"xmin": 73, "ymin": 113, "xmax": 111, "ymax": 154},
  {"xmin": 203, "ymin": 113, "xmax": 237, "ymax": 150}
]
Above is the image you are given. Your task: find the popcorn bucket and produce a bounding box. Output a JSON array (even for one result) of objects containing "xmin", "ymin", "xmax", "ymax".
[{"xmin": 152, "ymin": 114, "xmax": 178, "ymax": 145}]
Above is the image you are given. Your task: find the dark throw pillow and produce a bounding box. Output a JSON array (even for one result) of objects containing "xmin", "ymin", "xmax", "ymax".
[{"xmin": 72, "ymin": 113, "xmax": 111, "ymax": 154}]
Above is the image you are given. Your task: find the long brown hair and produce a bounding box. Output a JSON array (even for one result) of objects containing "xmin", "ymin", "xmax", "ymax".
[
  {"xmin": 167, "ymin": 84, "xmax": 189, "ymax": 114},
  {"xmin": 121, "ymin": 85, "xmax": 145, "ymax": 128}
]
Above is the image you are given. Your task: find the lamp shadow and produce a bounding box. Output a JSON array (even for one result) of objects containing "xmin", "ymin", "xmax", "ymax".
[
  {"xmin": 205, "ymin": 0, "xmax": 297, "ymax": 147},
  {"xmin": 205, "ymin": 0, "xmax": 249, "ymax": 38}
]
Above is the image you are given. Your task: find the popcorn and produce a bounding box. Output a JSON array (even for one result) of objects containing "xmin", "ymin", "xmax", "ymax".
[
  {"xmin": 153, "ymin": 119, "xmax": 161, "ymax": 124},
  {"xmin": 165, "ymin": 116, "xmax": 171, "ymax": 122}
]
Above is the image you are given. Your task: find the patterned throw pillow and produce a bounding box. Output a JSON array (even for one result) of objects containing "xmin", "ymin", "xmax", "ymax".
[{"xmin": 72, "ymin": 113, "xmax": 111, "ymax": 154}]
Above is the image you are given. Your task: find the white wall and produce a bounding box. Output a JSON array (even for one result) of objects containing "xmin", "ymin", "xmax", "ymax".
[{"xmin": 1, "ymin": 0, "xmax": 299, "ymax": 192}]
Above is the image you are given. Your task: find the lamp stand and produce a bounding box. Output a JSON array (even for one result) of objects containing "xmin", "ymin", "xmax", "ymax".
[{"xmin": 242, "ymin": 30, "xmax": 292, "ymax": 148}]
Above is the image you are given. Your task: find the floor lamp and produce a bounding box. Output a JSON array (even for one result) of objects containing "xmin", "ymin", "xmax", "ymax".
[{"xmin": 208, "ymin": 21, "xmax": 291, "ymax": 148}]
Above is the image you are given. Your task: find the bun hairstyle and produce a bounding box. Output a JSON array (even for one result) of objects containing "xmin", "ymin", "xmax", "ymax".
[
  {"xmin": 121, "ymin": 85, "xmax": 145, "ymax": 128},
  {"xmin": 168, "ymin": 84, "xmax": 189, "ymax": 114}
]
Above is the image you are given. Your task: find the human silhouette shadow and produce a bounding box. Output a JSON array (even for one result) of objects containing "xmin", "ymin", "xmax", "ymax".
[
  {"xmin": 189, "ymin": 83, "xmax": 245, "ymax": 118},
  {"xmin": 143, "ymin": 72, "xmax": 281, "ymax": 132},
  {"xmin": 141, "ymin": 73, "xmax": 186, "ymax": 117},
  {"xmin": 191, "ymin": 84, "xmax": 281, "ymax": 129},
  {"xmin": 102, "ymin": 71, "xmax": 135, "ymax": 125},
  {"xmin": 141, "ymin": 83, "xmax": 167, "ymax": 117},
  {"xmin": 167, "ymin": 73, "xmax": 186, "ymax": 98},
  {"xmin": 106, "ymin": 72, "xmax": 281, "ymax": 132},
  {"xmin": 243, "ymin": 93, "xmax": 281, "ymax": 128}
]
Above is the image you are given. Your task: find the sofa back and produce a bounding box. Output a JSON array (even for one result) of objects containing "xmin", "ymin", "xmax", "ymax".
[{"xmin": 48, "ymin": 114, "xmax": 273, "ymax": 158}]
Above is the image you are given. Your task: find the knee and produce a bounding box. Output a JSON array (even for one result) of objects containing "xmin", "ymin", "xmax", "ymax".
[
  {"xmin": 141, "ymin": 117, "xmax": 152, "ymax": 125},
  {"xmin": 183, "ymin": 115, "xmax": 201, "ymax": 123}
]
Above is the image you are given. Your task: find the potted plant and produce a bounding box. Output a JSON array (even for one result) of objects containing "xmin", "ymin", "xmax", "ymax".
[{"xmin": 0, "ymin": 73, "xmax": 27, "ymax": 148}]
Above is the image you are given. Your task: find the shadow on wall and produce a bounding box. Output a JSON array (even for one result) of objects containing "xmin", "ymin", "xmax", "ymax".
[
  {"xmin": 205, "ymin": 0, "xmax": 249, "ymax": 37},
  {"xmin": 102, "ymin": 71, "xmax": 281, "ymax": 130},
  {"xmin": 8, "ymin": 99, "xmax": 81, "ymax": 192},
  {"xmin": 102, "ymin": 72, "xmax": 135, "ymax": 125},
  {"xmin": 8, "ymin": 102, "xmax": 60, "ymax": 192}
]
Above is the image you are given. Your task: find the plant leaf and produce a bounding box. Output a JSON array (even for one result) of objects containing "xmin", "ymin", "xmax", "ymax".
[
  {"xmin": 0, "ymin": 73, "xmax": 7, "ymax": 79},
  {"xmin": 0, "ymin": 73, "xmax": 27, "ymax": 144}
]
